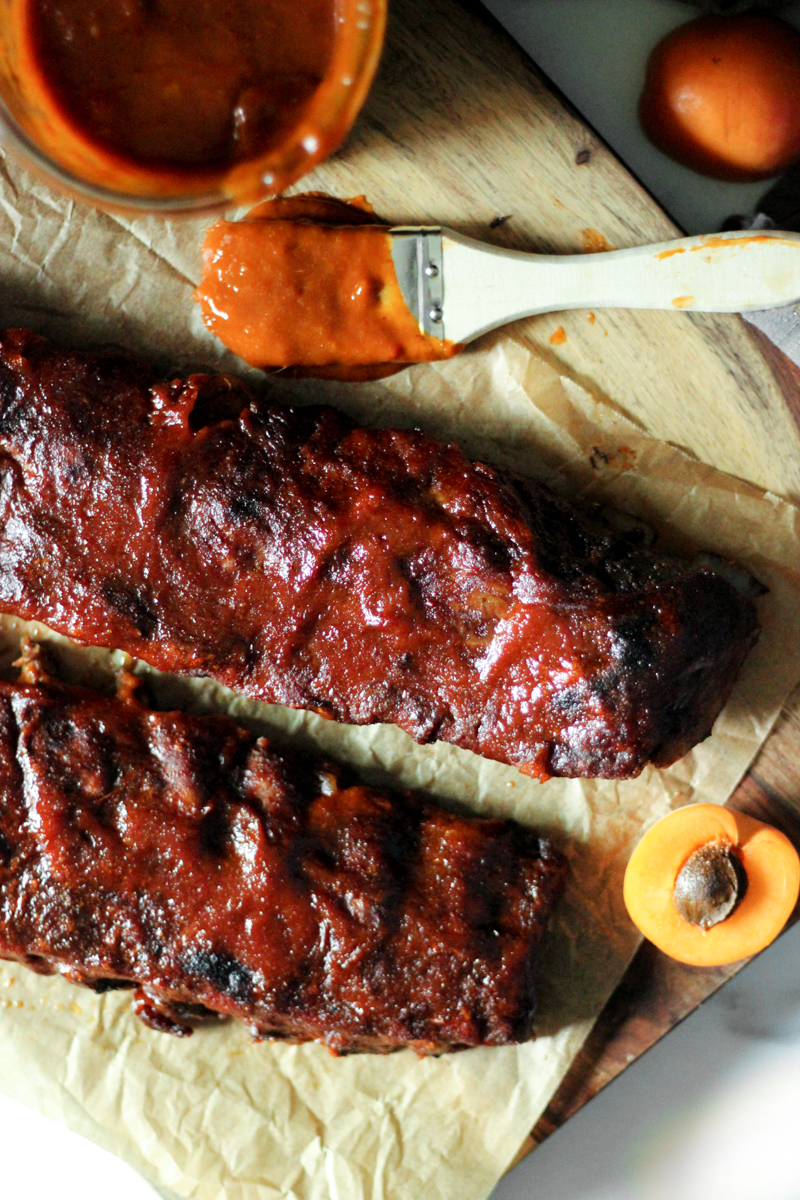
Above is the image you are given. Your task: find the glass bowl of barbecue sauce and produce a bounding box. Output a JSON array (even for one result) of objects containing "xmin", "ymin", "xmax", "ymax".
[{"xmin": 0, "ymin": 0, "xmax": 385, "ymax": 212}]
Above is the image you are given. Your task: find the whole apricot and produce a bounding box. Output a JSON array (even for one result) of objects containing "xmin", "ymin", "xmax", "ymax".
[{"xmin": 639, "ymin": 14, "xmax": 800, "ymax": 182}]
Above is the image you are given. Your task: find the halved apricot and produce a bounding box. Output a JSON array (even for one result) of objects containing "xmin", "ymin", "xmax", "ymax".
[{"xmin": 623, "ymin": 805, "xmax": 800, "ymax": 967}]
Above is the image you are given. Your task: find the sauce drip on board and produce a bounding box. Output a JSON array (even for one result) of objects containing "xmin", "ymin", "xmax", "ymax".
[
  {"xmin": 21, "ymin": 0, "xmax": 335, "ymax": 168},
  {"xmin": 196, "ymin": 194, "xmax": 463, "ymax": 372}
]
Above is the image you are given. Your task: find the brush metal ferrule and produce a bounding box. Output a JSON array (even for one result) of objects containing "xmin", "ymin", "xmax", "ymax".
[{"xmin": 390, "ymin": 227, "xmax": 444, "ymax": 339}]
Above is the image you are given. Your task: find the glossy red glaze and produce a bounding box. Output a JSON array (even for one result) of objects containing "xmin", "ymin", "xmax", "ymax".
[
  {"xmin": 0, "ymin": 665, "xmax": 566, "ymax": 1052},
  {"xmin": 0, "ymin": 330, "xmax": 759, "ymax": 778}
]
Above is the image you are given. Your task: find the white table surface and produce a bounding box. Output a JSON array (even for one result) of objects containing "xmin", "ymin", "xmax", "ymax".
[
  {"xmin": 492, "ymin": 920, "xmax": 800, "ymax": 1200},
  {"xmin": 4, "ymin": 5, "xmax": 800, "ymax": 1199}
]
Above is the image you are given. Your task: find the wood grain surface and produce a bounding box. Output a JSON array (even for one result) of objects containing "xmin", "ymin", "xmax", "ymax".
[
  {"xmin": 299, "ymin": 0, "xmax": 800, "ymax": 1163},
  {"xmin": 305, "ymin": 0, "xmax": 800, "ymax": 499}
]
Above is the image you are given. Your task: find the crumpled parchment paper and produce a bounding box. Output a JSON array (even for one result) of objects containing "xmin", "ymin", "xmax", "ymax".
[{"xmin": 0, "ymin": 154, "xmax": 799, "ymax": 1200}]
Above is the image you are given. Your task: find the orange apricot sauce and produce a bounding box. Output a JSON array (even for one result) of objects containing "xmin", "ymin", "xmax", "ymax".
[
  {"xmin": 0, "ymin": 0, "xmax": 384, "ymax": 202},
  {"xmin": 196, "ymin": 194, "xmax": 463, "ymax": 374}
]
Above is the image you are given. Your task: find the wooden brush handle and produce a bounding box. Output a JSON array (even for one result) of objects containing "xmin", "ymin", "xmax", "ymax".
[{"xmin": 442, "ymin": 229, "xmax": 800, "ymax": 343}]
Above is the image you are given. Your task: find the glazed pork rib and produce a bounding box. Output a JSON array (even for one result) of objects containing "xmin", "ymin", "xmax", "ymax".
[
  {"xmin": 0, "ymin": 667, "xmax": 566, "ymax": 1053},
  {"xmin": 0, "ymin": 329, "xmax": 759, "ymax": 779}
]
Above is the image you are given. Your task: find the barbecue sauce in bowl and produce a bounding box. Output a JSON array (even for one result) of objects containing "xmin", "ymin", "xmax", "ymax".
[{"xmin": 0, "ymin": 0, "xmax": 385, "ymax": 207}]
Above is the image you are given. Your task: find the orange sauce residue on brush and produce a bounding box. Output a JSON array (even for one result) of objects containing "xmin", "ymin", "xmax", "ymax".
[{"xmin": 196, "ymin": 194, "xmax": 463, "ymax": 373}]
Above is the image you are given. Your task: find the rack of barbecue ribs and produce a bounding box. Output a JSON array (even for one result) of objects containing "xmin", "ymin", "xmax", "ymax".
[
  {"xmin": 0, "ymin": 661, "xmax": 566, "ymax": 1053},
  {"xmin": 0, "ymin": 329, "xmax": 759, "ymax": 779}
]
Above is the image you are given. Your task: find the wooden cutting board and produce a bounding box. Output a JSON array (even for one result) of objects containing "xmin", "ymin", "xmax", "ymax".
[{"xmin": 300, "ymin": 0, "xmax": 800, "ymax": 1167}]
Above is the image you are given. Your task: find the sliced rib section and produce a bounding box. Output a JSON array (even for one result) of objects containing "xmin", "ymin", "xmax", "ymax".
[
  {"xmin": 0, "ymin": 670, "xmax": 566, "ymax": 1053},
  {"xmin": 0, "ymin": 329, "xmax": 759, "ymax": 777}
]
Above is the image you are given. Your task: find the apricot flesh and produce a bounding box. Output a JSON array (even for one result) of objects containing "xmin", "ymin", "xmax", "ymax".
[
  {"xmin": 623, "ymin": 805, "xmax": 800, "ymax": 966},
  {"xmin": 639, "ymin": 15, "xmax": 800, "ymax": 182}
]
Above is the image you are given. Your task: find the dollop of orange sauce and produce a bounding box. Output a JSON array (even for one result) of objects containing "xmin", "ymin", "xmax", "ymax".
[{"xmin": 195, "ymin": 194, "xmax": 463, "ymax": 373}]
